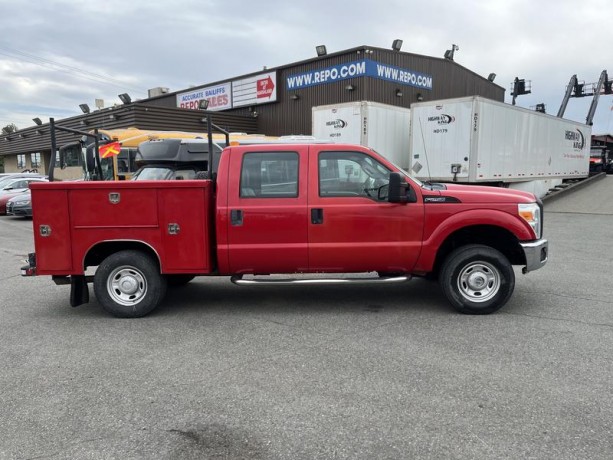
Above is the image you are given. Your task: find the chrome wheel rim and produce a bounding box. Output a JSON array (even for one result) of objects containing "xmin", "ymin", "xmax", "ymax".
[
  {"xmin": 107, "ymin": 265, "xmax": 147, "ymax": 306},
  {"xmin": 457, "ymin": 261, "xmax": 500, "ymax": 303}
]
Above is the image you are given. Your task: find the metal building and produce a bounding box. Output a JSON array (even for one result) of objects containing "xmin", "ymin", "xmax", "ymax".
[{"xmin": 143, "ymin": 44, "xmax": 504, "ymax": 136}]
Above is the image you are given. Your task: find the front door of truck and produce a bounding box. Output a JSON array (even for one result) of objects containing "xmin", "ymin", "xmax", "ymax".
[
  {"xmin": 225, "ymin": 147, "xmax": 309, "ymax": 273},
  {"xmin": 308, "ymin": 147, "xmax": 424, "ymax": 273}
]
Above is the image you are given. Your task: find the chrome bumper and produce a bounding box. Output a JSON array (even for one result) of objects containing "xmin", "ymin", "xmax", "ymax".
[{"xmin": 520, "ymin": 239, "xmax": 548, "ymax": 274}]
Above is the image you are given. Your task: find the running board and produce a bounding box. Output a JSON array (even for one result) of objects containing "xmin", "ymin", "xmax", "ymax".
[{"xmin": 230, "ymin": 275, "xmax": 410, "ymax": 286}]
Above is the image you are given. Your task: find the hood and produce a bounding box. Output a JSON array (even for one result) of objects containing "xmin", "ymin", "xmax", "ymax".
[{"xmin": 427, "ymin": 183, "xmax": 537, "ymax": 204}]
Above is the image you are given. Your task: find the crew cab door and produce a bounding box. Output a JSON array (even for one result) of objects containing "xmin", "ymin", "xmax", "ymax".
[
  {"xmin": 224, "ymin": 146, "xmax": 309, "ymax": 273},
  {"xmin": 308, "ymin": 146, "xmax": 424, "ymax": 273}
]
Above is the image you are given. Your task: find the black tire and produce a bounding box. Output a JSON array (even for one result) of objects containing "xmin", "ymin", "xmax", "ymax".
[
  {"xmin": 439, "ymin": 244, "xmax": 514, "ymax": 314},
  {"xmin": 166, "ymin": 274, "xmax": 196, "ymax": 287},
  {"xmin": 93, "ymin": 250, "xmax": 167, "ymax": 318}
]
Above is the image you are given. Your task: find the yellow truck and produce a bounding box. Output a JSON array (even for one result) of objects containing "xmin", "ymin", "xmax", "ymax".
[
  {"xmin": 94, "ymin": 128, "xmax": 219, "ymax": 181},
  {"xmin": 50, "ymin": 113, "xmax": 282, "ymax": 181}
]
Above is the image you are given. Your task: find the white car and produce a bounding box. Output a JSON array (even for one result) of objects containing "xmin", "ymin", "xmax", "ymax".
[{"xmin": 0, "ymin": 177, "xmax": 47, "ymax": 215}]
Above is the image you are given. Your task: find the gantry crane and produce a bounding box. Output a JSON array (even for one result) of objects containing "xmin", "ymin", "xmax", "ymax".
[{"xmin": 557, "ymin": 70, "xmax": 611, "ymax": 125}]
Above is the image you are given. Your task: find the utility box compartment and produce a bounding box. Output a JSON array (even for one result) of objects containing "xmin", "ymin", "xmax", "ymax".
[
  {"xmin": 31, "ymin": 188, "xmax": 73, "ymax": 273},
  {"xmin": 30, "ymin": 181, "xmax": 214, "ymax": 276}
]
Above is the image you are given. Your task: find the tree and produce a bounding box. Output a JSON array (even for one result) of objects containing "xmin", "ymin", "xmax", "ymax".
[
  {"xmin": 1, "ymin": 123, "xmax": 18, "ymax": 135},
  {"xmin": 1, "ymin": 124, "xmax": 16, "ymax": 172}
]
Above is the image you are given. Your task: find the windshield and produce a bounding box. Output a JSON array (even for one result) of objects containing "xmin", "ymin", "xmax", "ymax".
[
  {"xmin": 0, "ymin": 177, "xmax": 19, "ymax": 188},
  {"xmin": 99, "ymin": 157, "xmax": 115, "ymax": 180},
  {"xmin": 0, "ymin": 176, "xmax": 42, "ymax": 188},
  {"xmin": 132, "ymin": 167, "xmax": 174, "ymax": 180},
  {"xmin": 131, "ymin": 166, "xmax": 204, "ymax": 181},
  {"xmin": 377, "ymin": 154, "xmax": 423, "ymax": 187}
]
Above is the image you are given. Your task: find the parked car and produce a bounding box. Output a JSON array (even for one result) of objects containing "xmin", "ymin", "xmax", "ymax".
[
  {"xmin": 0, "ymin": 177, "xmax": 48, "ymax": 215},
  {"xmin": 6, "ymin": 191, "xmax": 33, "ymax": 217},
  {"xmin": 0, "ymin": 173, "xmax": 44, "ymax": 188}
]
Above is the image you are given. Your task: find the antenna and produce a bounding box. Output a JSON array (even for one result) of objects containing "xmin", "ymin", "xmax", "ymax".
[{"xmin": 417, "ymin": 117, "xmax": 432, "ymax": 183}]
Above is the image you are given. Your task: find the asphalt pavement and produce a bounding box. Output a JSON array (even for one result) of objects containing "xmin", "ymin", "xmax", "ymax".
[{"xmin": 0, "ymin": 179, "xmax": 612, "ymax": 459}]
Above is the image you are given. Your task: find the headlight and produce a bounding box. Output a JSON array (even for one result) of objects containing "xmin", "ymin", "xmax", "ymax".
[
  {"xmin": 14, "ymin": 200, "xmax": 31, "ymax": 205},
  {"xmin": 518, "ymin": 203, "xmax": 541, "ymax": 239}
]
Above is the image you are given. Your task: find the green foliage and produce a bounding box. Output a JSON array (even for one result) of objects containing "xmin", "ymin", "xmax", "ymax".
[{"xmin": 1, "ymin": 123, "xmax": 18, "ymax": 135}]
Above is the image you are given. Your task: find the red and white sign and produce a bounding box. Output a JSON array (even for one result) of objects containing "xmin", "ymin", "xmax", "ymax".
[
  {"xmin": 232, "ymin": 71, "xmax": 277, "ymax": 108},
  {"xmin": 257, "ymin": 76, "xmax": 275, "ymax": 98},
  {"xmin": 176, "ymin": 82, "xmax": 232, "ymax": 111}
]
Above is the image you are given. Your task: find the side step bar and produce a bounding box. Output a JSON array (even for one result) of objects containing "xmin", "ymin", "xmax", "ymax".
[{"xmin": 231, "ymin": 274, "xmax": 410, "ymax": 286}]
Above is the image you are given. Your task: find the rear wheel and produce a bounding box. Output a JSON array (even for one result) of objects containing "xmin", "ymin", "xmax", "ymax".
[
  {"xmin": 440, "ymin": 244, "xmax": 514, "ymax": 314},
  {"xmin": 94, "ymin": 250, "xmax": 167, "ymax": 318}
]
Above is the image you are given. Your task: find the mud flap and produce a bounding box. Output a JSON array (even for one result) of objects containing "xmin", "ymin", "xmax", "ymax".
[{"xmin": 70, "ymin": 275, "xmax": 89, "ymax": 307}]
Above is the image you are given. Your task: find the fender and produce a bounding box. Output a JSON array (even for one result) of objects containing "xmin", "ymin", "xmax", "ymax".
[
  {"xmin": 416, "ymin": 208, "xmax": 535, "ymax": 271},
  {"xmin": 81, "ymin": 239, "xmax": 164, "ymax": 274}
]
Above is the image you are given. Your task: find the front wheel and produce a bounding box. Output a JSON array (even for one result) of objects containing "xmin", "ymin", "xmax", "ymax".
[
  {"xmin": 94, "ymin": 250, "xmax": 167, "ymax": 318},
  {"xmin": 439, "ymin": 245, "xmax": 515, "ymax": 314}
]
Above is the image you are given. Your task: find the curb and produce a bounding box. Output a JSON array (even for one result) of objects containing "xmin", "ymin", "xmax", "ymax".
[{"xmin": 542, "ymin": 173, "xmax": 607, "ymax": 203}]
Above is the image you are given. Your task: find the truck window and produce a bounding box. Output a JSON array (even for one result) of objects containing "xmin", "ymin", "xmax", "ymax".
[
  {"xmin": 318, "ymin": 151, "xmax": 391, "ymax": 199},
  {"xmin": 118, "ymin": 148, "xmax": 138, "ymax": 173},
  {"xmin": 240, "ymin": 151, "xmax": 299, "ymax": 198},
  {"xmin": 62, "ymin": 144, "xmax": 83, "ymax": 167}
]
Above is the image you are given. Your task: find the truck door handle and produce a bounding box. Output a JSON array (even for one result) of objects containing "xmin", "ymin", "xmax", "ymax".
[
  {"xmin": 230, "ymin": 209, "xmax": 243, "ymax": 226},
  {"xmin": 311, "ymin": 208, "xmax": 324, "ymax": 224}
]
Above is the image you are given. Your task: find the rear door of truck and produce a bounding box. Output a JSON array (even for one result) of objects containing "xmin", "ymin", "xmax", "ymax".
[{"xmin": 223, "ymin": 145, "xmax": 309, "ymax": 273}]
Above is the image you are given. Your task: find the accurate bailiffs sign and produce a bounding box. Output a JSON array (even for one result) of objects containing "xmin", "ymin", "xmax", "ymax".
[
  {"xmin": 286, "ymin": 59, "xmax": 433, "ymax": 90},
  {"xmin": 176, "ymin": 82, "xmax": 232, "ymax": 111}
]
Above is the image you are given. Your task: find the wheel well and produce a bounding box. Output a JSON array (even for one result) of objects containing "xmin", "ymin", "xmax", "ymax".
[
  {"xmin": 432, "ymin": 225, "xmax": 525, "ymax": 276},
  {"xmin": 83, "ymin": 241, "xmax": 161, "ymax": 271}
]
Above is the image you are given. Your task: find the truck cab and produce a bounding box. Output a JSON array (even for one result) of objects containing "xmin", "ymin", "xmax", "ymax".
[{"xmin": 589, "ymin": 146, "xmax": 611, "ymax": 175}]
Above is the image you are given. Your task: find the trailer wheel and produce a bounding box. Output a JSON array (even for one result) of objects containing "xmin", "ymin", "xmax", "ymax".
[
  {"xmin": 166, "ymin": 275, "xmax": 195, "ymax": 287},
  {"xmin": 440, "ymin": 244, "xmax": 514, "ymax": 314},
  {"xmin": 94, "ymin": 250, "xmax": 167, "ymax": 318}
]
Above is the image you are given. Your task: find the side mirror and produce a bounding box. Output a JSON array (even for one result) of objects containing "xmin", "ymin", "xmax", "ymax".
[
  {"xmin": 85, "ymin": 144, "xmax": 96, "ymax": 173},
  {"xmin": 388, "ymin": 172, "xmax": 416, "ymax": 203},
  {"xmin": 58, "ymin": 141, "xmax": 82, "ymax": 170}
]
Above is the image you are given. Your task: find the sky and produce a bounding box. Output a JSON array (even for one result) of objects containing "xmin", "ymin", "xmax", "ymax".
[{"xmin": 1, "ymin": 0, "xmax": 612, "ymax": 135}]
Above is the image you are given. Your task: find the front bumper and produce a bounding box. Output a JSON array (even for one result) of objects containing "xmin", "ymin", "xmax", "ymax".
[
  {"xmin": 520, "ymin": 239, "xmax": 548, "ymax": 274},
  {"xmin": 7, "ymin": 203, "xmax": 32, "ymax": 216}
]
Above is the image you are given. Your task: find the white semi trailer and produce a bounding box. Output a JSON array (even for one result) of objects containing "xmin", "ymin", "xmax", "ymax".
[
  {"xmin": 409, "ymin": 96, "xmax": 591, "ymax": 197},
  {"xmin": 312, "ymin": 101, "xmax": 411, "ymax": 169}
]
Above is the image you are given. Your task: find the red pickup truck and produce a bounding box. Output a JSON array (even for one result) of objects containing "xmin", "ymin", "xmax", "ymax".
[{"xmin": 22, "ymin": 142, "xmax": 547, "ymax": 317}]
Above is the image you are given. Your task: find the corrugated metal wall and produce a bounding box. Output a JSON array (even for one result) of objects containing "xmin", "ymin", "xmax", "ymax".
[
  {"xmin": 259, "ymin": 47, "xmax": 503, "ymax": 135},
  {"xmin": 0, "ymin": 106, "xmax": 257, "ymax": 157},
  {"xmin": 139, "ymin": 46, "xmax": 503, "ymax": 136}
]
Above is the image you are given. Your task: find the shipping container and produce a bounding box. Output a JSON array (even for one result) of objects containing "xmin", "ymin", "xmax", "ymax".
[{"xmin": 312, "ymin": 101, "xmax": 412, "ymax": 169}]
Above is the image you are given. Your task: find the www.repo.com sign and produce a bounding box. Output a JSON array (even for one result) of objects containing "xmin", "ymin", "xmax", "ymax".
[{"xmin": 286, "ymin": 59, "xmax": 433, "ymax": 90}]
